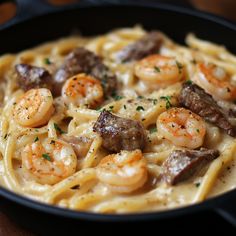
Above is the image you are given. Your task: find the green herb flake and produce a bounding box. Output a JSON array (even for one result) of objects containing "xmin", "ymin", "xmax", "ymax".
[
  {"xmin": 3, "ymin": 134, "xmax": 8, "ymax": 139},
  {"xmin": 54, "ymin": 123, "xmax": 66, "ymax": 134},
  {"xmin": 176, "ymin": 61, "xmax": 184, "ymax": 74},
  {"xmin": 108, "ymin": 106, "xmax": 114, "ymax": 112},
  {"xmin": 113, "ymin": 95, "xmax": 124, "ymax": 101},
  {"xmin": 195, "ymin": 182, "xmax": 201, "ymax": 188},
  {"xmin": 196, "ymin": 129, "xmax": 200, "ymax": 133},
  {"xmin": 186, "ymin": 80, "xmax": 193, "ymax": 85},
  {"xmin": 34, "ymin": 136, "xmax": 39, "ymax": 142},
  {"xmin": 150, "ymin": 127, "xmax": 157, "ymax": 134},
  {"xmin": 44, "ymin": 58, "xmax": 51, "ymax": 65},
  {"xmin": 152, "ymin": 99, "xmax": 157, "ymax": 105},
  {"xmin": 160, "ymin": 96, "xmax": 172, "ymax": 109},
  {"xmin": 154, "ymin": 66, "xmax": 161, "ymax": 73},
  {"xmin": 136, "ymin": 106, "xmax": 145, "ymax": 111},
  {"xmin": 97, "ymin": 108, "xmax": 106, "ymax": 113},
  {"xmin": 42, "ymin": 153, "xmax": 52, "ymax": 162},
  {"xmin": 123, "ymin": 105, "xmax": 127, "ymax": 110},
  {"xmin": 100, "ymin": 73, "xmax": 110, "ymax": 89},
  {"xmin": 137, "ymin": 95, "xmax": 144, "ymax": 99}
]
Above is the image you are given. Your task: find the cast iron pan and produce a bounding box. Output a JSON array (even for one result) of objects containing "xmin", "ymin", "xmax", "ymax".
[{"xmin": 0, "ymin": 0, "xmax": 236, "ymax": 233}]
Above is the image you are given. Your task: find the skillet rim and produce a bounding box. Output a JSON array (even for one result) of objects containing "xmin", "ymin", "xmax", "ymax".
[
  {"xmin": 1, "ymin": 185, "xmax": 236, "ymax": 222},
  {"xmin": 0, "ymin": 2, "xmax": 236, "ymax": 222}
]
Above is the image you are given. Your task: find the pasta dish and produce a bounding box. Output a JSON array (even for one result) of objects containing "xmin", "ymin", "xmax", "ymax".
[{"xmin": 0, "ymin": 26, "xmax": 236, "ymax": 213}]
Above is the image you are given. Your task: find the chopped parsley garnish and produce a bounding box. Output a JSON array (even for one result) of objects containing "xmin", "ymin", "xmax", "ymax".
[
  {"xmin": 136, "ymin": 106, "xmax": 145, "ymax": 111},
  {"xmin": 160, "ymin": 96, "xmax": 172, "ymax": 109},
  {"xmin": 137, "ymin": 95, "xmax": 144, "ymax": 99},
  {"xmin": 152, "ymin": 98, "xmax": 157, "ymax": 105},
  {"xmin": 195, "ymin": 182, "xmax": 201, "ymax": 188},
  {"xmin": 196, "ymin": 129, "xmax": 200, "ymax": 133},
  {"xmin": 97, "ymin": 108, "xmax": 106, "ymax": 112},
  {"xmin": 147, "ymin": 98, "xmax": 158, "ymax": 105},
  {"xmin": 154, "ymin": 66, "xmax": 161, "ymax": 73},
  {"xmin": 44, "ymin": 58, "xmax": 51, "ymax": 65},
  {"xmin": 150, "ymin": 127, "xmax": 157, "ymax": 134},
  {"xmin": 123, "ymin": 105, "xmax": 127, "ymax": 110},
  {"xmin": 42, "ymin": 153, "xmax": 52, "ymax": 161},
  {"xmin": 108, "ymin": 106, "xmax": 114, "ymax": 112},
  {"xmin": 34, "ymin": 136, "xmax": 39, "ymax": 142},
  {"xmin": 54, "ymin": 123, "xmax": 66, "ymax": 134},
  {"xmin": 113, "ymin": 95, "xmax": 124, "ymax": 101},
  {"xmin": 186, "ymin": 80, "xmax": 193, "ymax": 85},
  {"xmin": 176, "ymin": 61, "xmax": 183, "ymax": 74},
  {"xmin": 101, "ymin": 75, "xmax": 108, "ymax": 88}
]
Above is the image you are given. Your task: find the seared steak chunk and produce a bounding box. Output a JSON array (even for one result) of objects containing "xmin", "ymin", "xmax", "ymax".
[
  {"xmin": 216, "ymin": 100, "xmax": 236, "ymax": 118},
  {"xmin": 54, "ymin": 47, "xmax": 117, "ymax": 96},
  {"xmin": 163, "ymin": 148, "xmax": 219, "ymax": 185},
  {"xmin": 15, "ymin": 64, "xmax": 52, "ymax": 91},
  {"xmin": 179, "ymin": 82, "xmax": 236, "ymax": 137},
  {"xmin": 93, "ymin": 110, "xmax": 146, "ymax": 152},
  {"xmin": 116, "ymin": 31, "xmax": 163, "ymax": 62}
]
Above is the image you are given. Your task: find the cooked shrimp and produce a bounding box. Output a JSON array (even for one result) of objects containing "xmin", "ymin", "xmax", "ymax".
[
  {"xmin": 62, "ymin": 73, "xmax": 104, "ymax": 108},
  {"xmin": 13, "ymin": 88, "xmax": 54, "ymax": 127},
  {"xmin": 193, "ymin": 62, "xmax": 236, "ymax": 101},
  {"xmin": 96, "ymin": 150, "xmax": 147, "ymax": 193},
  {"xmin": 22, "ymin": 138, "xmax": 77, "ymax": 185},
  {"xmin": 134, "ymin": 54, "xmax": 184, "ymax": 88},
  {"xmin": 157, "ymin": 108, "xmax": 206, "ymax": 149}
]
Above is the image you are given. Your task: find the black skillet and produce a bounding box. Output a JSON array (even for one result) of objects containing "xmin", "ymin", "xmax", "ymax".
[{"xmin": 0, "ymin": 0, "xmax": 236, "ymax": 233}]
